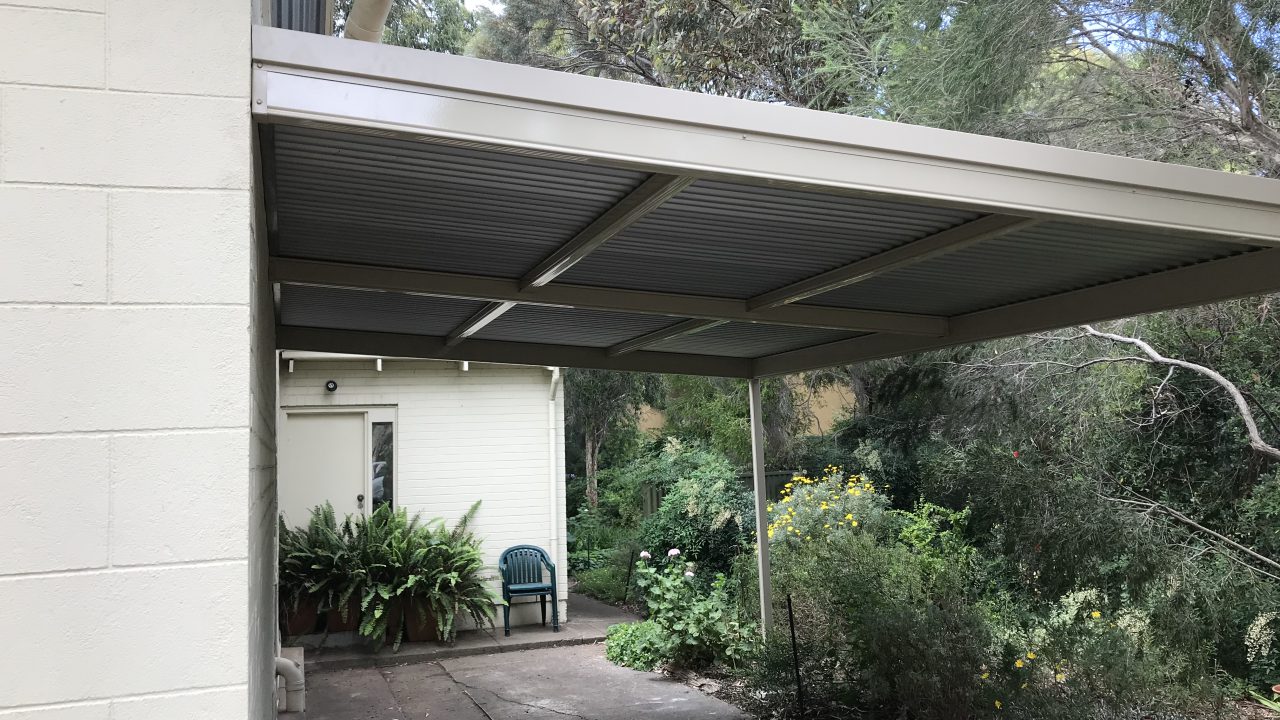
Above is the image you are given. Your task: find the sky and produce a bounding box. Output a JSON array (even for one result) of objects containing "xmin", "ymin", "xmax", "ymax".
[{"xmin": 464, "ymin": 0, "xmax": 501, "ymax": 14}]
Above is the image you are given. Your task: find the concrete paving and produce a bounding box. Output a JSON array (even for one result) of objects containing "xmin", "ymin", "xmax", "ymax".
[
  {"xmin": 301, "ymin": 643, "xmax": 749, "ymax": 720},
  {"xmin": 305, "ymin": 593, "xmax": 634, "ymax": 673}
]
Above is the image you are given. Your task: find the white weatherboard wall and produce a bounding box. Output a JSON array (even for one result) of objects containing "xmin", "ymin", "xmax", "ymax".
[
  {"xmin": 0, "ymin": 2, "xmax": 264, "ymax": 720},
  {"xmin": 280, "ymin": 359, "xmax": 569, "ymax": 624}
]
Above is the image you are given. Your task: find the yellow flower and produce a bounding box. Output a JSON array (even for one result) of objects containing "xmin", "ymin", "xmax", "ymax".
[
  {"xmin": 1026, "ymin": 652, "xmax": 1036, "ymax": 660},
  {"xmin": 824, "ymin": 524, "xmax": 831, "ymax": 529},
  {"xmin": 1020, "ymin": 682, "xmax": 1028, "ymax": 689},
  {"xmin": 995, "ymin": 700, "xmax": 1002, "ymax": 710},
  {"xmin": 1055, "ymin": 673, "xmax": 1066, "ymax": 682},
  {"xmin": 1090, "ymin": 610, "xmax": 1102, "ymax": 619},
  {"xmin": 1014, "ymin": 659, "xmax": 1024, "ymax": 669},
  {"xmin": 850, "ymin": 520, "xmax": 859, "ymax": 527},
  {"xmin": 981, "ymin": 672, "xmax": 990, "ymax": 679},
  {"xmin": 845, "ymin": 513, "xmax": 853, "ymax": 520}
]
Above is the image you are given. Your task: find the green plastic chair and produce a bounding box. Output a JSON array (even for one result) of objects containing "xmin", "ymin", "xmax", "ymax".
[{"xmin": 498, "ymin": 544, "xmax": 559, "ymax": 636}]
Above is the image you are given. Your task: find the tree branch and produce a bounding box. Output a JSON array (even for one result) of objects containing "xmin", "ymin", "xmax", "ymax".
[{"xmin": 1081, "ymin": 325, "xmax": 1280, "ymax": 462}]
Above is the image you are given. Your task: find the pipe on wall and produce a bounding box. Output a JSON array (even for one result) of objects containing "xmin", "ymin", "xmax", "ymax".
[
  {"xmin": 342, "ymin": 0, "xmax": 391, "ymax": 42},
  {"xmin": 547, "ymin": 367, "xmax": 563, "ymax": 605},
  {"xmin": 275, "ymin": 656, "xmax": 305, "ymax": 713}
]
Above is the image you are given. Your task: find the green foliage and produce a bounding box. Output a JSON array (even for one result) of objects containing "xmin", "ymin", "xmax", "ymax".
[
  {"xmin": 279, "ymin": 502, "xmax": 351, "ymax": 615},
  {"xmin": 638, "ymin": 446, "xmax": 753, "ymax": 575},
  {"xmin": 610, "ymin": 554, "xmax": 758, "ymax": 671},
  {"xmin": 660, "ymin": 376, "xmax": 810, "ymax": 467},
  {"xmin": 279, "ymin": 503, "xmax": 499, "ymax": 651},
  {"xmin": 605, "ymin": 620, "xmax": 671, "ymax": 671},
  {"xmin": 575, "ymin": 562, "xmax": 633, "ymax": 604},
  {"xmin": 564, "ymin": 369, "xmax": 662, "ymax": 506}
]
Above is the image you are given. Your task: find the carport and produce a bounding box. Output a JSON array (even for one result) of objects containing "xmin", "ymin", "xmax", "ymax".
[{"xmin": 252, "ymin": 25, "xmax": 1280, "ymax": 631}]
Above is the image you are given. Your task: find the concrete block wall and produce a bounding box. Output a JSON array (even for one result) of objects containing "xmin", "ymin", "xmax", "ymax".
[
  {"xmin": 279, "ymin": 360, "xmax": 569, "ymax": 626},
  {"xmin": 0, "ymin": 2, "xmax": 260, "ymax": 718}
]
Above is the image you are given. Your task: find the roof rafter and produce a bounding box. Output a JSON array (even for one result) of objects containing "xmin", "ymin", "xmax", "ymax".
[
  {"xmin": 746, "ymin": 214, "xmax": 1039, "ymax": 310},
  {"xmin": 520, "ymin": 173, "xmax": 695, "ymax": 289},
  {"xmin": 268, "ymin": 257, "xmax": 950, "ymax": 336},
  {"xmin": 444, "ymin": 301, "xmax": 516, "ymax": 348},
  {"xmin": 753, "ymin": 247, "xmax": 1280, "ymax": 376},
  {"xmin": 608, "ymin": 319, "xmax": 725, "ymax": 356},
  {"xmin": 444, "ymin": 172, "xmax": 693, "ymax": 347}
]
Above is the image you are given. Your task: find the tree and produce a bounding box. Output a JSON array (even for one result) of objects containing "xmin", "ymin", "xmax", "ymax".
[
  {"xmin": 661, "ymin": 376, "xmax": 815, "ymax": 468},
  {"xmin": 564, "ymin": 369, "xmax": 660, "ymax": 508},
  {"xmin": 799, "ymin": 0, "xmax": 1280, "ymax": 173},
  {"xmin": 334, "ymin": 0, "xmax": 475, "ymax": 54}
]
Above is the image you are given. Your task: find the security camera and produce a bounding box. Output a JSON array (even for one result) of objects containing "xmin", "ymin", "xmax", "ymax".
[{"xmin": 325, "ymin": 380, "xmax": 338, "ymax": 392}]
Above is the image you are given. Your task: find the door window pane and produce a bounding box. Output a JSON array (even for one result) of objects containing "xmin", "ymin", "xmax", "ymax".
[{"xmin": 372, "ymin": 421, "xmax": 393, "ymax": 508}]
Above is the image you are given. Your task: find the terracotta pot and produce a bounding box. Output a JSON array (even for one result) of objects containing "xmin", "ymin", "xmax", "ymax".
[
  {"xmin": 325, "ymin": 599, "xmax": 360, "ymax": 632},
  {"xmin": 282, "ymin": 597, "xmax": 320, "ymax": 636},
  {"xmin": 403, "ymin": 602, "xmax": 440, "ymax": 643}
]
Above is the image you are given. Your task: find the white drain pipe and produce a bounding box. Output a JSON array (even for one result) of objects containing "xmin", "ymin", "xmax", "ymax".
[
  {"xmin": 548, "ymin": 367, "xmax": 563, "ymax": 590},
  {"xmin": 275, "ymin": 656, "xmax": 305, "ymax": 713},
  {"xmin": 343, "ymin": 0, "xmax": 392, "ymax": 42}
]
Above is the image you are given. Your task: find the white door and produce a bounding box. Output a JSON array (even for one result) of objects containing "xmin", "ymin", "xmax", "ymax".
[{"xmin": 279, "ymin": 411, "xmax": 367, "ymax": 527}]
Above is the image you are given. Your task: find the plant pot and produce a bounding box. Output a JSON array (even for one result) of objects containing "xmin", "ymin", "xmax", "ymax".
[
  {"xmin": 325, "ymin": 599, "xmax": 360, "ymax": 633},
  {"xmin": 403, "ymin": 602, "xmax": 440, "ymax": 643},
  {"xmin": 282, "ymin": 597, "xmax": 320, "ymax": 636}
]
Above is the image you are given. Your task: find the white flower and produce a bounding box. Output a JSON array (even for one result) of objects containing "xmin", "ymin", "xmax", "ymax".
[
  {"xmin": 639, "ymin": 551, "xmax": 652, "ymax": 560},
  {"xmin": 667, "ymin": 548, "xmax": 681, "ymax": 558},
  {"xmin": 684, "ymin": 571, "xmax": 694, "ymax": 578}
]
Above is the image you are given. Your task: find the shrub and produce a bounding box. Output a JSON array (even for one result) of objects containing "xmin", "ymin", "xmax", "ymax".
[
  {"xmin": 605, "ymin": 620, "xmax": 672, "ymax": 671},
  {"xmin": 639, "ymin": 448, "xmax": 753, "ymax": 575},
  {"xmin": 605, "ymin": 550, "xmax": 758, "ymax": 672}
]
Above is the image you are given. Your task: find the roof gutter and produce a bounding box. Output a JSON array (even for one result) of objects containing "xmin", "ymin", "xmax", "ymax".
[{"xmin": 343, "ymin": 0, "xmax": 391, "ymax": 42}]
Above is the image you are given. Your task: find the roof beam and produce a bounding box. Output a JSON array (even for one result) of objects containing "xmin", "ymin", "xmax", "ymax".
[
  {"xmin": 747, "ymin": 214, "xmax": 1037, "ymax": 311},
  {"xmin": 520, "ymin": 173, "xmax": 695, "ymax": 289},
  {"xmin": 608, "ymin": 319, "xmax": 724, "ymax": 356},
  {"xmin": 269, "ymin": 257, "xmax": 949, "ymax": 336},
  {"xmin": 444, "ymin": 301, "xmax": 516, "ymax": 347},
  {"xmin": 753, "ymin": 247, "xmax": 1280, "ymax": 376},
  {"xmin": 277, "ymin": 325, "xmax": 753, "ymax": 377}
]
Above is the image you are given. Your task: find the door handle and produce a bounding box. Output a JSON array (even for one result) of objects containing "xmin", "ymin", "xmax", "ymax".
[{"xmin": 357, "ymin": 493, "xmax": 365, "ymax": 509}]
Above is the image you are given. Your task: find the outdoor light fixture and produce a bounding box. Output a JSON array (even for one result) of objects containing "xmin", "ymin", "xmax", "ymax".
[{"xmin": 325, "ymin": 380, "xmax": 338, "ymax": 392}]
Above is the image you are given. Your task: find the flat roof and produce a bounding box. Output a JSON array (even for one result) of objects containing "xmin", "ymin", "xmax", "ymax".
[{"xmin": 253, "ymin": 26, "xmax": 1280, "ymax": 378}]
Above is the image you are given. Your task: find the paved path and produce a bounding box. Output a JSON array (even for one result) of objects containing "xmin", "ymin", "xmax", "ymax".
[
  {"xmin": 302, "ymin": 643, "xmax": 749, "ymax": 720},
  {"xmin": 305, "ymin": 593, "xmax": 634, "ymax": 673}
]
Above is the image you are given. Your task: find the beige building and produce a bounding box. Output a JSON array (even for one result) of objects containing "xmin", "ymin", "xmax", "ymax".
[
  {"xmin": 277, "ymin": 354, "xmax": 568, "ymax": 627},
  {"xmin": 3, "ymin": 3, "xmax": 1277, "ymax": 719}
]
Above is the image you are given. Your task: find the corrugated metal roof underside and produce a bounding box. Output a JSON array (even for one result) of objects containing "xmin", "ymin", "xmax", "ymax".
[
  {"xmin": 269, "ymin": 125, "xmax": 649, "ymax": 278},
  {"xmin": 648, "ymin": 323, "xmax": 862, "ymax": 357},
  {"xmin": 556, "ymin": 180, "xmax": 983, "ymax": 299},
  {"xmin": 279, "ymin": 284, "xmax": 487, "ymax": 335},
  {"xmin": 804, "ymin": 222, "xmax": 1261, "ymax": 316},
  {"xmin": 472, "ymin": 305, "xmax": 680, "ymax": 347}
]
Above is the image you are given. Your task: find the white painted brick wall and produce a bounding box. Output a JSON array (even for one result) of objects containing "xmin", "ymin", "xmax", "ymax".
[
  {"xmin": 280, "ymin": 360, "xmax": 570, "ymax": 625},
  {"xmin": 0, "ymin": 1, "xmax": 257, "ymax": 718}
]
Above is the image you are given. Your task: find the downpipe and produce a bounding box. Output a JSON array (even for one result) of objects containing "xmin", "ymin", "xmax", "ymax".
[
  {"xmin": 275, "ymin": 656, "xmax": 305, "ymax": 713},
  {"xmin": 343, "ymin": 0, "xmax": 392, "ymax": 42}
]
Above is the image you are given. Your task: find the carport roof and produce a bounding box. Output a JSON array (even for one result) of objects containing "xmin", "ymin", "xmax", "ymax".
[{"xmin": 253, "ymin": 26, "xmax": 1280, "ymax": 378}]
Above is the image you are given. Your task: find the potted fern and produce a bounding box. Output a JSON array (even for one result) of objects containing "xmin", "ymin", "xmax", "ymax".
[
  {"xmin": 278, "ymin": 515, "xmax": 323, "ymax": 636},
  {"xmin": 402, "ymin": 501, "xmax": 500, "ymax": 643}
]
